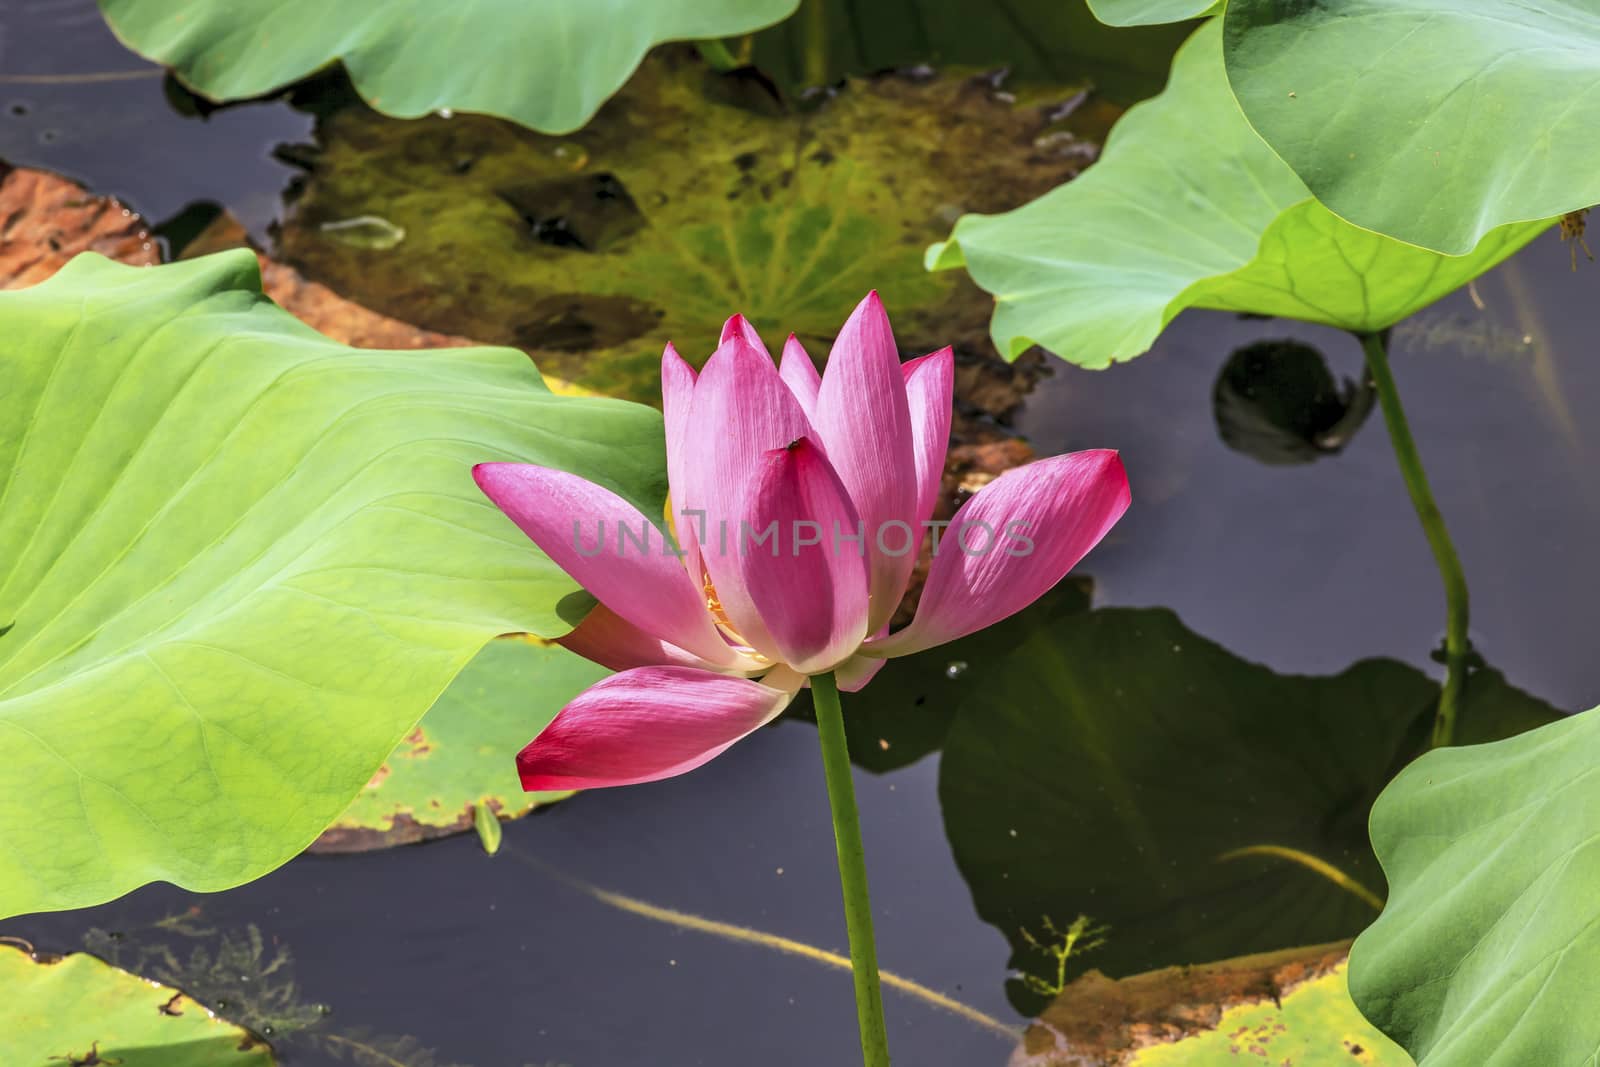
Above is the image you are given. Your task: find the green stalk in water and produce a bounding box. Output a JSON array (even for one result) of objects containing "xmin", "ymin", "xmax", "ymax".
[
  {"xmin": 810, "ymin": 670, "xmax": 891, "ymax": 1066},
  {"xmin": 1359, "ymin": 330, "xmax": 1470, "ymax": 748}
]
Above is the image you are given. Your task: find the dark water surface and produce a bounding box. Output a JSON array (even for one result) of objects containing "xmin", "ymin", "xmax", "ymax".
[{"xmin": 4, "ymin": 2, "xmax": 1597, "ymax": 1065}]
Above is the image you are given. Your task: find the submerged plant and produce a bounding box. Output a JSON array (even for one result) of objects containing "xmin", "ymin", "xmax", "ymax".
[{"xmin": 474, "ymin": 293, "xmax": 1130, "ymax": 1063}]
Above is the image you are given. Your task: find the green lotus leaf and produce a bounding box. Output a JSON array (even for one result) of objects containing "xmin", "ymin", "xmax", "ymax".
[
  {"xmin": 1085, "ymin": 0, "xmax": 1218, "ymax": 29},
  {"xmin": 96, "ymin": 0, "xmax": 799, "ymax": 134},
  {"xmin": 313, "ymin": 636, "xmax": 608, "ymax": 852},
  {"xmin": 1348, "ymin": 706, "xmax": 1600, "ymax": 1066},
  {"xmin": 937, "ymin": 605, "xmax": 1562, "ymax": 1014},
  {"xmin": 926, "ymin": 20, "xmax": 1550, "ymax": 368},
  {"xmin": 1, "ymin": 943, "xmax": 273, "ymax": 1066},
  {"xmin": 1223, "ymin": 0, "xmax": 1600, "ymax": 255},
  {"xmin": 0, "ymin": 250, "xmax": 666, "ymax": 918}
]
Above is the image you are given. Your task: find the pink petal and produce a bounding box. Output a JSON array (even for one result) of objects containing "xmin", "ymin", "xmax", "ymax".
[
  {"xmin": 779, "ymin": 334, "xmax": 822, "ymax": 420},
  {"xmin": 902, "ymin": 346, "xmax": 954, "ymax": 553},
  {"xmin": 662, "ymin": 342, "xmax": 702, "ymax": 577},
  {"xmin": 720, "ymin": 313, "xmax": 772, "ymax": 360},
  {"xmin": 473, "ymin": 463, "xmax": 742, "ymax": 668},
  {"xmin": 736, "ymin": 439, "xmax": 871, "ymax": 674},
  {"xmin": 558, "ymin": 603, "xmax": 758, "ymax": 673},
  {"xmin": 835, "ymin": 653, "xmax": 886, "ymax": 693},
  {"xmin": 866, "ymin": 450, "xmax": 1130, "ymax": 658},
  {"xmin": 682, "ymin": 332, "xmax": 818, "ymax": 659},
  {"xmin": 517, "ymin": 667, "xmax": 793, "ymax": 790},
  {"xmin": 815, "ymin": 292, "xmax": 920, "ymax": 633}
]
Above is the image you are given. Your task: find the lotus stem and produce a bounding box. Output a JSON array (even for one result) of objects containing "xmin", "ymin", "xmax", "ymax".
[
  {"xmin": 1359, "ymin": 330, "xmax": 1470, "ymax": 748},
  {"xmin": 811, "ymin": 670, "xmax": 891, "ymax": 1066}
]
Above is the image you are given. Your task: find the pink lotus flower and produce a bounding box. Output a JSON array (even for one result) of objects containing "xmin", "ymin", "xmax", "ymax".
[{"xmin": 475, "ymin": 293, "xmax": 1129, "ymax": 792}]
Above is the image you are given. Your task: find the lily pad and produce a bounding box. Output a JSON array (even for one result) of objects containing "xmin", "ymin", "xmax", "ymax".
[
  {"xmin": 273, "ymin": 52, "xmax": 1093, "ymax": 403},
  {"xmin": 1, "ymin": 943, "xmax": 274, "ymax": 1066},
  {"xmin": 0, "ymin": 250, "xmax": 666, "ymax": 918},
  {"xmin": 96, "ymin": 0, "xmax": 801, "ymax": 134},
  {"xmin": 926, "ymin": 20, "xmax": 1549, "ymax": 368},
  {"xmin": 313, "ymin": 637, "xmax": 608, "ymax": 852},
  {"xmin": 1223, "ymin": 0, "xmax": 1600, "ymax": 255},
  {"xmin": 1017, "ymin": 942, "xmax": 1407, "ymax": 1066},
  {"xmin": 1348, "ymin": 705, "xmax": 1600, "ymax": 1067},
  {"xmin": 937, "ymin": 605, "xmax": 1563, "ymax": 1013}
]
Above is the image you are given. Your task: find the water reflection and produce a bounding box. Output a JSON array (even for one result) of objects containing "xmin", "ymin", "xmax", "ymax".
[
  {"xmin": 1213, "ymin": 338, "xmax": 1376, "ymax": 466},
  {"xmin": 0, "ymin": 0, "xmax": 313, "ymax": 242},
  {"xmin": 927, "ymin": 601, "xmax": 1559, "ymax": 1013}
]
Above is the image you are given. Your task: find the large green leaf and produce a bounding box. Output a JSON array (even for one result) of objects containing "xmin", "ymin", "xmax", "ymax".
[
  {"xmin": 936, "ymin": 605, "xmax": 1562, "ymax": 1014},
  {"xmin": 274, "ymin": 54, "xmax": 1087, "ymax": 403},
  {"xmin": 0, "ymin": 250, "xmax": 666, "ymax": 917},
  {"xmin": 1223, "ymin": 0, "xmax": 1600, "ymax": 255},
  {"xmin": 96, "ymin": 0, "xmax": 799, "ymax": 134},
  {"xmin": 2, "ymin": 943, "xmax": 273, "ymax": 1066},
  {"xmin": 1348, "ymin": 706, "xmax": 1600, "ymax": 1066},
  {"xmin": 312, "ymin": 637, "xmax": 608, "ymax": 852},
  {"xmin": 926, "ymin": 20, "xmax": 1549, "ymax": 368}
]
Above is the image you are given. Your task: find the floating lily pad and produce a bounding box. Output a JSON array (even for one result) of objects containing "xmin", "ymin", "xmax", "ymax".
[
  {"xmin": 1223, "ymin": 0, "xmax": 1600, "ymax": 255},
  {"xmin": 1, "ymin": 943, "xmax": 274, "ymax": 1066},
  {"xmin": 0, "ymin": 250, "xmax": 665, "ymax": 918},
  {"xmin": 96, "ymin": 0, "xmax": 800, "ymax": 134},
  {"xmin": 927, "ymin": 20, "xmax": 1549, "ymax": 368},
  {"xmin": 1017, "ymin": 942, "xmax": 1408, "ymax": 1066},
  {"xmin": 274, "ymin": 52, "xmax": 1093, "ymax": 403},
  {"xmin": 313, "ymin": 637, "xmax": 608, "ymax": 852},
  {"xmin": 1348, "ymin": 705, "xmax": 1600, "ymax": 1067},
  {"xmin": 937, "ymin": 605, "xmax": 1563, "ymax": 1013}
]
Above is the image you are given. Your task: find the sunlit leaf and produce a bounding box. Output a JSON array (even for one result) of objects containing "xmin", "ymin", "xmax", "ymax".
[
  {"xmin": 1223, "ymin": 0, "xmax": 1600, "ymax": 255},
  {"xmin": 313, "ymin": 637, "xmax": 607, "ymax": 852},
  {"xmin": 1, "ymin": 943, "xmax": 274, "ymax": 1066},
  {"xmin": 927, "ymin": 21, "xmax": 1548, "ymax": 368},
  {"xmin": 96, "ymin": 0, "xmax": 801, "ymax": 134},
  {"xmin": 1348, "ymin": 706, "xmax": 1600, "ymax": 1066},
  {"xmin": 1085, "ymin": 0, "xmax": 1217, "ymax": 29},
  {"xmin": 0, "ymin": 251, "xmax": 665, "ymax": 917}
]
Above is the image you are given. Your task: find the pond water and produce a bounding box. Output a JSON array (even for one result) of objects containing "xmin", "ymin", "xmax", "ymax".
[{"xmin": 4, "ymin": 2, "xmax": 1597, "ymax": 1065}]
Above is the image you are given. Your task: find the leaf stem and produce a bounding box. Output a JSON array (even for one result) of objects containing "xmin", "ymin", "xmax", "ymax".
[
  {"xmin": 811, "ymin": 670, "xmax": 891, "ymax": 1066},
  {"xmin": 1359, "ymin": 330, "xmax": 1469, "ymax": 747},
  {"xmin": 695, "ymin": 39, "xmax": 741, "ymax": 72}
]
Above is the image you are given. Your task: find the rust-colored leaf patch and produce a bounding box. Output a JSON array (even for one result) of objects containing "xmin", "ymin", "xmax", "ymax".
[{"xmin": 0, "ymin": 165, "xmax": 158, "ymax": 288}]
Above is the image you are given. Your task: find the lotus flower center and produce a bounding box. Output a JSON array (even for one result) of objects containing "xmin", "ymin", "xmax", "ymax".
[{"xmin": 703, "ymin": 573, "xmax": 768, "ymax": 663}]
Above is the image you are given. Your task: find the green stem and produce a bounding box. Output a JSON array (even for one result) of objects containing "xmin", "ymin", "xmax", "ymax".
[
  {"xmin": 811, "ymin": 670, "xmax": 891, "ymax": 1066},
  {"xmin": 1359, "ymin": 331, "xmax": 1470, "ymax": 748},
  {"xmin": 695, "ymin": 39, "xmax": 741, "ymax": 72}
]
